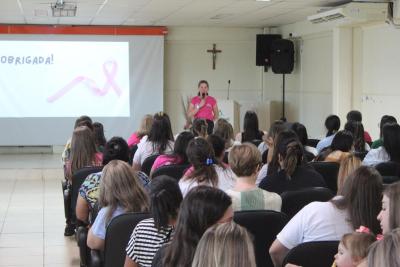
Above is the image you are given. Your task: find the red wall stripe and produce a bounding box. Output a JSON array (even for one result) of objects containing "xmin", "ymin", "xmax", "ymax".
[{"xmin": 0, "ymin": 25, "xmax": 168, "ymax": 35}]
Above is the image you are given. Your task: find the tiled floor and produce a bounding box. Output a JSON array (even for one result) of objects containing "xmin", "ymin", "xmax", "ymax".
[{"xmin": 0, "ymin": 154, "xmax": 80, "ymax": 267}]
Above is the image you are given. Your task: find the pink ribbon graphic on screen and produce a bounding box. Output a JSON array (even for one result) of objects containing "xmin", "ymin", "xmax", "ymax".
[{"xmin": 46, "ymin": 60, "xmax": 122, "ymax": 103}]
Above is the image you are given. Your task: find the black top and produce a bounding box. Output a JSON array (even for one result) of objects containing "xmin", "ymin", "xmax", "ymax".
[{"xmin": 259, "ymin": 165, "xmax": 326, "ymax": 194}]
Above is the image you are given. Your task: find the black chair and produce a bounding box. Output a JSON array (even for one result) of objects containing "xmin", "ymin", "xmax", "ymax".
[
  {"xmin": 309, "ymin": 162, "xmax": 340, "ymax": 194},
  {"xmin": 140, "ymin": 154, "xmax": 160, "ymax": 176},
  {"xmin": 281, "ymin": 187, "xmax": 334, "ymax": 220},
  {"xmin": 282, "ymin": 241, "xmax": 339, "ymax": 267},
  {"xmin": 90, "ymin": 212, "xmax": 151, "ymax": 267},
  {"xmin": 304, "ymin": 150, "xmax": 315, "ymax": 162},
  {"xmin": 151, "ymin": 164, "xmax": 190, "ymax": 180},
  {"xmin": 306, "ymin": 139, "xmax": 320, "ymax": 148},
  {"xmin": 234, "ymin": 210, "xmax": 288, "ymax": 267},
  {"xmin": 383, "ymin": 175, "xmax": 400, "ymax": 184},
  {"xmin": 375, "ymin": 161, "xmax": 400, "ymax": 177}
]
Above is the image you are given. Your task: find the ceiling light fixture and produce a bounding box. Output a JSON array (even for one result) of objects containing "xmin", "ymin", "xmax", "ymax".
[{"xmin": 51, "ymin": 0, "xmax": 77, "ymax": 17}]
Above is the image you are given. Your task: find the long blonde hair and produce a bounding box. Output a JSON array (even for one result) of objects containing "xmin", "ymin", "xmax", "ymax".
[
  {"xmin": 337, "ymin": 154, "xmax": 361, "ymax": 195},
  {"xmin": 368, "ymin": 228, "xmax": 400, "ymax": 267},
  {"xmin": 191, "ymin": 222, "xmax": 256, "ymax": 267},
  {"xmin": 70, "ymin": 126, "xmax": 98, "ymax": 177},
  {"xmin": 99, "ymin": 160, "xmax": 149, "ymax": 224},
  {"xmin": 137, "ymin": 114, "xmax": 153, "ymax": 138}
]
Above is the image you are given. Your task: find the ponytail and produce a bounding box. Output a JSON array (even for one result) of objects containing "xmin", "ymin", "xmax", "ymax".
[{"xmin": 283, "ymin": 141, "xmax": 303, "ymax": 177}]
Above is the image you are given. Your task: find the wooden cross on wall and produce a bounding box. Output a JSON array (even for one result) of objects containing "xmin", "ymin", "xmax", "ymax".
[{"xmin": 207, "ymin": 43, "xmax": 222, "ymax": 70}]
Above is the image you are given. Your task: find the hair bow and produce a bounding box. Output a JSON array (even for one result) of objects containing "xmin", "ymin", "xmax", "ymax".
[{"xmin": 206, "ymin": 158, "xmax": 214, "ymax": 166}]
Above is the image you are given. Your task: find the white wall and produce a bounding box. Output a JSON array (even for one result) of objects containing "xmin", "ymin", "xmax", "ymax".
[{"xmin": 164, "ymin": 27, "xmax": 264, "ymax": 134}]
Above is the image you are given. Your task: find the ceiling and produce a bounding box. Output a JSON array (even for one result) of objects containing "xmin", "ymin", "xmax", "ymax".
[{"xmin": 0, "ymin": 0, "xmax": 353, "ymax": 27}]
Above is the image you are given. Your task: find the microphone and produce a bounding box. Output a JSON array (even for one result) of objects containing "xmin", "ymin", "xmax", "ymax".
[{"xmin": 227, "ymin": 80, "xmax": 231, "ymax": 100}]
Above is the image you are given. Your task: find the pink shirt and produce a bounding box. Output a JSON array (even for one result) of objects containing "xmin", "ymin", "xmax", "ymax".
[
  {"xmin": 127, "ymin": 132, "xmax": 141, "ymax": 147},
  {"xmin": 151, "ymin": 155, "xmax": 183, "ymax": 171},
  {"xmin": 191, "ymin": 96, "xmax": 217, "ymax": 121}
]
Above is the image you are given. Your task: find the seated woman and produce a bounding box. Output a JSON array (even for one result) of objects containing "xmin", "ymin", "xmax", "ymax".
[
  {"xmin": 76, "ymin": 137, "xmax": 150, "ymax": 224},
  {"xmin": 192, "ymin": 222, "xmax": 256, "ymax": 267},
  {"xmin": 344, "ymin": 121, "xmax": 370, "ymax": 152},
  {"xmin": 179, "ymin": 138, "xmax": 236, "ymax": 197},
  {"xmin": 363, "ymin": 123, "xmax": 400, "ymax": 166},
  {"xmin": 235, "ymin": 110, "xmax": 265, "ymax": 144},
  {"xmin": 87, "ymin": 160, "xmax": 149, "ymax": 251},
  {"xmin": 337, "ymin": 154, "xmax": 361, "ymax": 195},
  {"xmin": 93, "ymin": 122, "xmax": 107, "ymax": 152},
  {"xmin": 259, "ymin": 130, "xmax": 326, "ymax": 194},
  {"xmin": 269, "ymin": 166, "xmax": 383, "ymax": 267},
  {"xmin": 315, "ymin": 130, "xmax": 354, "ymax": 163},
  {"xmin": 124, "ymin": 176, "xmax": 182, "ymax": 267},
  {"xmin": 191, "ymin": 118, "xmax": 208, "ymax": 138},
  {"xmin": 213, "ymin": 118, "xmax": 238, "ymax": 151},
  {"xmin": 66, "ymin": 125, "xmax": 103, "ymax": 181},
  {"xmin": 153, "ymin": 186, "xmax": 233, "ymax": 267},
  {"xmin": 226, "ymin": 143, "xmax": 281, "ymax": 211},
  {"xmin": 132, "ymin": 112, "xmax": 174, "ymax": 171},
  {"xmin": 371, "ymin": 115, "xmax": 397, "ymax": 149},
  {"xmin": 290, "ymin": 122, "xmax": 317, "ymax": 159},
  {"xmin": 316, "ymin": 115, "xmax": 341, "ymax": 153},
  {"xmin": 377, "ymin": 181, "xmax": 400, "ymax": 235},
  {"xmin": 150, "ymin": 131, "xmax": 194, "ymax": 175},
  {"xmin": 127, "ymin": 114, "xmax": 153, "ymax": 148}
]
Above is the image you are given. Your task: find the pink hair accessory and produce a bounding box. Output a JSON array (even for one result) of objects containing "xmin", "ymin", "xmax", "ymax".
[
  {"xmin": 376, "ymin": 234, "xmax": 384, "ymax": 241},
  {"xmin": 356, "ymin": 226, "xmax": 371, "ymax": 234}
]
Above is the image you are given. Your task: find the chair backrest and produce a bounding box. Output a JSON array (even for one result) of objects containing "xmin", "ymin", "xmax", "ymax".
[
  {"xmin": 375, "ymin": 161, "xmax": 400, "ymax": 177},
  {"xmin": 307, "ymin": 139, "xmax": 320, "ymax": 148},
  {"xmin": 233, "ymin": 210, "xmax": 288, "ymax": 267},
  {"xmin": 282, "ymin": 241, "xmax": 339, "ymax": 267},
  {"xmin": 71, "ymin": 166, "xmax": 104, "ymax": 221},
  {"xmin": 309, "ymin": 162, "xmax": 340, "ymax": 194},
  {"xmin": 250, "ymin": 139, "xmax": 263, "ymax": 147},
  {"xmin": 151, "ymin": 164, "xmax": 190, "ymax": 180},
  {"xmin": 383, "ymin": 175, "xmax": 400, "ymax": 185},
  {"xmin": 128, "ymin": 145, "xmax": 138, "ymax": 165},
  {"xmin": 103, "ymin": 212, "xmax": 151, "ymax": 267},
  {"xmin": 141, "ymin": 154, "xmax": 160, "ymax": 176},
  {"xmin": 281, "ymin": 187, "xmax": 334, "ymax": 219}
]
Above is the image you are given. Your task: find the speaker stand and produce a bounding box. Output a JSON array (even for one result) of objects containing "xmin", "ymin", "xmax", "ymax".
[{"xmin": 281, "ymin": 74, "xmax": 286, "ymax": 121}]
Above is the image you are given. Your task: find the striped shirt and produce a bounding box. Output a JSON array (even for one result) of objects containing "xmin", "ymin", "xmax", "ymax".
[{"xmin": 126, "ymin": 218, "xmax": 174, "ymax": 267}]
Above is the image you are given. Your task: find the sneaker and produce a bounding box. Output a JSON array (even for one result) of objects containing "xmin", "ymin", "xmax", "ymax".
[{"xmin": 64, "ymin": 223, "xmax": 75, "ymax": 236}]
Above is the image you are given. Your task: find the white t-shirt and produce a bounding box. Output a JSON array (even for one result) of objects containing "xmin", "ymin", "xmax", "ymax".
[
  {"xmin": 277, "ymin": 200, "xmax": 353, "ymax": 250},
  {"xmin": 133, "ymin": 136, "xmax": 174, "ymax": 165},
  {"xmin": 179, "ymin": 165, "xmax": 236, "ymax": 197},
  {"xmin": 362, "ymin": 146, "xmax": 390, "ymax": 166},
  {"xmin": 256, "ymin": 163, "xmax": 268, "ymax": 186}
]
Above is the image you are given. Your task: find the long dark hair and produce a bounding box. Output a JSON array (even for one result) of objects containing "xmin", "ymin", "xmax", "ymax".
[
  {"xmin": 165, "ymin": 131, "xmax": 195, "ymax": 164},
  {"xmin": 331, "ymin": 166, "xmax": 382, "ymax": 234},
  {"xmin": 382, "ymin": 123, "xmax": 400, "ymax": 163},
  {"xmin": 242, "ymin": 111, "xmax": 263, "ymax": 142},
  {"xmin": 379, "ymin": 115, "xmax": 397, "ymax": 138},
  {"xmin": 184, "ymin": 138, "xmax": 218, "ymax": 186},
  {"xmin": 93, "ymin": 122, "xmax": 107, "ymax": 148},
  {"xmin": 163, "ymin": 186, "xmax": 232, "ymax": 267},
  {"xmin": 148, "ymin": 112, "xmax": 174, "ymax": 154},
  {"xmin": 325, "ymin": 115, "xmax": 341, "ymax": 137},
  {"xmin": 267, "ymin": 130, "xmax": 304, "ymax": 177},
  {"xmin": 150, "ymin": 175, "xmax": 183, "ymax": 231},
  {"xmin": 316, "ymin": 130, "xmax": 353, "ymax": 161},
  {"xmin": 290, "ymin": 122, "xmax": 308, "ymax": 146},
  {"xmin": 344, "ymin": 121, "xmax": 366, "ymax": 152}
]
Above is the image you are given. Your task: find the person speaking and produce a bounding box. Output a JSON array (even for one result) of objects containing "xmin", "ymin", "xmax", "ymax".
[{"xmin": 187, "ymin": 80, "xmax": 219, "ymax": 134}]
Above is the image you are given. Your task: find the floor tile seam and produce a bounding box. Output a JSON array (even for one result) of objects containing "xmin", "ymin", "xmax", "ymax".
[{"xmin": 0, "ymin": 179, "xmax": 17, "ymax": 233}]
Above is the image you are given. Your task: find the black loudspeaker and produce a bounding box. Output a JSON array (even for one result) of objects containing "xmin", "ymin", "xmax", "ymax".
[
  {"xmin": 270, "ymin": 39, "xmax": 294, "ymax": 74},
  {"xmin": 256, "ymin": 34, "xmax": 282, "ymax": 66}
]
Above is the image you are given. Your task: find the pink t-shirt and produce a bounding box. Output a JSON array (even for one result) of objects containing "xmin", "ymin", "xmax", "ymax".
[
  {"xmin": 191, "ymin": 96, "xmax": 217, "ymax": 121},
  {"xmin": 127, "ymin": 132, "xmax": 141, "ymax": 147},
  {"xmin": 151, "ymin": 155, "xmax": 183, "ymax": 171}
]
